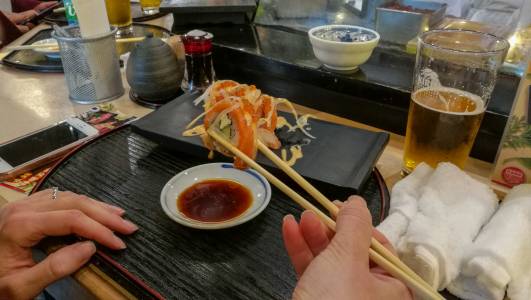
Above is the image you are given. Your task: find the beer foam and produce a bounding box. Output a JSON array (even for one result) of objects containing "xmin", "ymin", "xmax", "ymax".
[{"xmin": 412, "ymin": 87, "xmax": 485, "ymax": 116}]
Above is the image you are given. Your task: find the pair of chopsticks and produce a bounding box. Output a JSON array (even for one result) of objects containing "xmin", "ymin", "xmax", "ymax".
[
  {"xmin": 5, "ymin": 36, "xmax": 147, "ymax": 51},
  {"xmin": 207, "ymin": 129, "xmax": 445, "ymax": 300}
]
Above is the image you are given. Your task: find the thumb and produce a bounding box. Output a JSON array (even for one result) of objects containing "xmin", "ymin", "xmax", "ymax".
[
  {"xmin": 1, "ymin": 241, "xmax": 96, "ymax": 299},
  {"xmin": 331, "ymin": 196, "xmax": 373, "ymax": 265}
]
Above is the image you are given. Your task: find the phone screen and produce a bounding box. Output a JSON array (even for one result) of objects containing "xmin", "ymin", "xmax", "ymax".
[{"xmin": 0, "ymin": 122, "xmax": 87, "ymax": 167}]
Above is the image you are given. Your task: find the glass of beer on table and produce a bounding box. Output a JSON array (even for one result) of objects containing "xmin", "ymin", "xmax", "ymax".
[
  {"xmin": 104, "ymin": 0, "xmax": 133, "ymax": 36},
  {"xmin": 140, "ymin": 0, "xmax": 161, "ymax": 15},
  {"xmin": 402, "ymin": 30, "xmax": 509, "ymax": 173}
]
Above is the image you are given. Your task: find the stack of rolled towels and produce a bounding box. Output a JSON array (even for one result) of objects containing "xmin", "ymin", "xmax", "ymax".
[{"xmin": 377, "ymin": 162, "xmax": 531, "ymax": 300}]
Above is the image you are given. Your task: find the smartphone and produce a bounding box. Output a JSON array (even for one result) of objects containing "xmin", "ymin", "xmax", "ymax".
[{"xmin": 0, "ymin": 117, "xmax": 98, "ymax": 180}]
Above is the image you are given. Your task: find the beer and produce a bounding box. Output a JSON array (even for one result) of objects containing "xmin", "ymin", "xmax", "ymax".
[
  {"xmin": 402, "ymin": 87, "xmax": 485, "ymax": 172},
  {"xmin": 105, "ymin": 0, "xmax": 132, "ymax": 29},
  {"xmin": 140, "ymin": 0, "xmax": 161, "ymax": 14}
]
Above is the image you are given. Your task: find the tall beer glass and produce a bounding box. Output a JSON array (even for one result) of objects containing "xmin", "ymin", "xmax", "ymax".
[
  {"xmin": 402, "ymin": 30, "xmax": 508, "ymax": 173},
  {"xmin": 105, "ymin": 0, "xmax": 133, "ymax": 36}
]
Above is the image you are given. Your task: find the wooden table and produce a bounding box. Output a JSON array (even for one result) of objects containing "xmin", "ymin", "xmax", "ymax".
[{"xmin": 0, "ymin": 20, "xmax": 509, "ymax": 299}]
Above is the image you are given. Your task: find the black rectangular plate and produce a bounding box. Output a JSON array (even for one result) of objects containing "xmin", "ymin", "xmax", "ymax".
[{"xmin": 132, "ymin": 92, "xmax": 389, "ymax": 194}]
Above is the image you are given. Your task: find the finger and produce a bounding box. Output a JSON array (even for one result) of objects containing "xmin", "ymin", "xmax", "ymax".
[
  {"xmin": 332, "ymin": 196, "xmax": 373, "ymax": 266},
  {"xmin": 31, "ymin": 193, "xmax": 133, "ymax": 234},
  {"xmin": 16, "ymin": 25, "xmax": 30, "ymax": 33},
  {"xmin": 14, "ymin": 210, "xmax": 126, "ymax": 249},
  {"xmin": 333, "ymin": 200, "xmax": 344, "ymax": 209},
  {"xmin": 10, "ymin": 10, "xmax": 38, "ymax": 24},
  {"xmin": 282, "ymin": 215, "xmax": 314, "ymax": 277},
  {"xmin": 36, "ymin": 1, "xmax": 58, "ymax": 11},
  {"xmin": 30, "ymin": 190, "xmax": 126, "ymax": 216},
  {"xmin": 299, "ymin": 211, "xmax": 330, "ymax": 256},
  {"xmin": 0, "ymin": 241, "xmax": 96, "ymax": 300}
]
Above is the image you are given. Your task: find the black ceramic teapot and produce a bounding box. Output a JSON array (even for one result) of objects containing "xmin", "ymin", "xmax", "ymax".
[{"xmin": 126, "ymin": 34, "xmax": 184, "ymax": 106}]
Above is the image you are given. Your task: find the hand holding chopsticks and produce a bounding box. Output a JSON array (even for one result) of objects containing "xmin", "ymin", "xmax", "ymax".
[{"xmin": 208, "ymin": 129, "xmax": 445, "ymax": 300}]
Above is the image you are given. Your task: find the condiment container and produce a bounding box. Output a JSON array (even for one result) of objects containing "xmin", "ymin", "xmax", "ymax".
[
  {"xmin": 181, "ymin": 30, "xmax": 215, "ymax": 94},
  {"xmin": 126, "ymin": 34, "xmax": 184, "ymax": 105}
]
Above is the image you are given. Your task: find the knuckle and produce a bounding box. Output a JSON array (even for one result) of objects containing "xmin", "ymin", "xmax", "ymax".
[
  {"xmin": 63, "ymin": 191, "xmax": 77, "ymax": 198},
  {"xmin": 0, "ymin": 212, "xmax": 27, "ymax": 238},
  {"xmin": 46, "ymin": 251, "xmax": 68, "ymax": 279},
  {"xmin": 66, "ymin": 209, "xmax": 85, "ymax": 223}
]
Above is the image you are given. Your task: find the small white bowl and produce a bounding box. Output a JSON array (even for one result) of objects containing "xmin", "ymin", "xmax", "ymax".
[
  {"xmin": 160, "ymin": 163, "xmax": 271, "ymax": 230},
  {"xmin": 308, "ymin": 25, "xmax": 380, "ymax": 71},
  {"xmin": 32, "ymin": 38, "xmax": 60, "ymax": 59}
]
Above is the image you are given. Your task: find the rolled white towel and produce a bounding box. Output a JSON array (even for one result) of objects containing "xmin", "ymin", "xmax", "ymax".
[
  {"xmin": 377, "ymin": 163, "xmax": 433, "ymax": 247},
  {"xmin": 399, "ymin": 163, "xmax": 499, "ymax": 290},
  {"xmin": 448, "ymin": 184, "xmax": 531, "ymax": 300}
]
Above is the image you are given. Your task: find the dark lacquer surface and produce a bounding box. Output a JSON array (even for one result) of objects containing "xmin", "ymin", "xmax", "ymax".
[
  {"xmin": 37, "ymin": 127, "xmax": 389, "ymax": 299},
  {"xmin": 132, "ymin": 93, "xmax": 389, "ymax": 195},
  {"xmin": 171, "ymin": 24, "xmax": 519, "ymax": 162}
]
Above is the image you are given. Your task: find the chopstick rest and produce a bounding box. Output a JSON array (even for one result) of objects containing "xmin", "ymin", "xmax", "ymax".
[
  {"xmin": 448, "ymin": 184, "xmax": 531, "ymax": 300},
  {"xmin": 377, "ymin": 163, "xmax": 433, "ymax": 246},
  {"xmin": 398, "ymin": 163, "xmax": 499, "ymax": 290}
]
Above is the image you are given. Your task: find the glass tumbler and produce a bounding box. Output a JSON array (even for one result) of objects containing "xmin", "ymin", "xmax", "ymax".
[{"xmin": 402, "ymin": 30, "xmax": 509, "ymax": 173}]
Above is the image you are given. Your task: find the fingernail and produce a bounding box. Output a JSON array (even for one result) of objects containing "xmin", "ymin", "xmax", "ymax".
[
  {"xmin": 113, "ymin": 235, "xmax": 127, "ymax": 249},
  {"xmin": 111, "ymin": 206, "xmax": 126, "ymax": 215},
  {"xmin": 283, "ymin": 214, "xmax": 295, "ymax": 222},
  {"xmin": 123, "ymin": 219, "xmax": 138, "ymax": 232},
  {"xmin": 80, "ymin": 241, "xmax": 96, "ymax": 255},
  {"xmin": 301, "ymin": 210, "xmax": 315, "ymax": 218}
]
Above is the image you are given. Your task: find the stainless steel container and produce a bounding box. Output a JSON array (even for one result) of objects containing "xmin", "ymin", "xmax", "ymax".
[
  {"xmin": 52, "ymin": 26, "xmax": 124, "ymax": 104},
  {"xmin": 376, "ymin": 0, "xmax": 446, "ymax": 45}
]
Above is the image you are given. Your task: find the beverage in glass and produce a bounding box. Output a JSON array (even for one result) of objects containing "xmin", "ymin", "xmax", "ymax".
[
  {"xmin": 402, "ymin": 30, "xmax": 509, "ymax": 173},
  {"xmin": 140, "ymin": 0, "xmax": 161, "ymax": 15},
  {"xmin": 104, "ymin": 0, "xmax": 133, "ymax": 36}
]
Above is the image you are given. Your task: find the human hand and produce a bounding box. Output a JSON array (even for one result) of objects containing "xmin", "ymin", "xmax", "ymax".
[
  {"xmin": 4, "ymin": 10, "xmax": 38, "ymax": 32},
  {"xmin": 0, "ymin": 189, "xmax": 138, "ymax": 300},
  {"xmin": 34, "ymin": 1, "xmax": 59, "ymax": 12},
  {"xmin": 282, "ymin": 196, "xmax": 412, "ymax": 300}
]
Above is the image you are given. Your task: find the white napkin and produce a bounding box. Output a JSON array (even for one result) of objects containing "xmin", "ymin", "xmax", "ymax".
[
  {"xmin": 398, "ymin": 163, "xmax": 499, "ymax": 290},
  {"xmin": 448, "ymin": 184, "xmax": 531, "ymax": 300},
  {"xmin": 377, "ymin": 163, "xmax": 433, "ymax": 246}
]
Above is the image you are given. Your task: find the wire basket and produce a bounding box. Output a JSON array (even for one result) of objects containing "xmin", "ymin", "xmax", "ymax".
[{"xmin": 52, "ymin": 27, "xmax": 124, "ymax": 104}]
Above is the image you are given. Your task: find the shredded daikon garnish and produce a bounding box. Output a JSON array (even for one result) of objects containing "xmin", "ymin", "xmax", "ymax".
[
  {"xmin": 276, "ymin": 116, "xmax": 297, "ymax": 131},
  {"xmin": 281, "ymin": 145, "xmax": 304, "ymax": 167},
  {"xmin": 183, "ymin": 125, "xmax": 206, "ymax": 137},
  {"xmin": 193, "ymin": 84, "xmax": 213, "ymax": 106},
  {"xmin": 274, "ymin": 98, "xmax": 315, "ymax": 139}
]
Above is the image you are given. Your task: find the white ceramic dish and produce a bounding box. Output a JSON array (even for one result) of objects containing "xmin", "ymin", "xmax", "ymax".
[
  {"xmin": 160, "ymin": 163, "xmax": 271, "ymax": 230},
  {"xmin": 32, "ymin": 38, "xmax": 61, "ymax": 59},
  {"xmin": 308, "ymin": 25, "xmax": 380, "ymax": 71}
]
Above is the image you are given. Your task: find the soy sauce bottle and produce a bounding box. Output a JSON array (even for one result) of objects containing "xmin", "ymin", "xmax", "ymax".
[{"xmin": 181, "ymin": 30, "xmax": 215, "ymax": 94}]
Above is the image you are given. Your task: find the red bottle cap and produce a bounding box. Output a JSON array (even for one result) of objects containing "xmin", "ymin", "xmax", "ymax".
[{"xmin": 182, "ymin": 30, "xmax": 213, "ymax": 54}]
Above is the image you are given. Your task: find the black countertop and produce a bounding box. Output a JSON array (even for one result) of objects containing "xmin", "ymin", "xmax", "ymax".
[{"xmin": 172, "ymin": 23, "xmax": 520, "ymax": 162}]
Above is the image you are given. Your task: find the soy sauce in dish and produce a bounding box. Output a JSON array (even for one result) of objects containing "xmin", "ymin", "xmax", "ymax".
[{"xmin": 177, "ymin": 179, "xmax": 252, "ymax": 222}]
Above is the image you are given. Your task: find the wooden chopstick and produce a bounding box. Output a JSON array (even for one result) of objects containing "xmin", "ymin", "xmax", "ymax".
[
  {"xmin": 207, "ymin": 129, "xmax": 444, "ymax": 300},
  {"xmin": 5, "ymin": 36, "xmax": 149, "ymax": 51},
  {"xmin": 257, "ymin": 141, "xmax": 439, "ymax": 297}
]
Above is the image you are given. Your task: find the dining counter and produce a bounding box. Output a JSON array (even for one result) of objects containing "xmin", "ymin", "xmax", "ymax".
[{"xmin": 0, "ymin": 17, "xmax": 513, "ymax": 299}]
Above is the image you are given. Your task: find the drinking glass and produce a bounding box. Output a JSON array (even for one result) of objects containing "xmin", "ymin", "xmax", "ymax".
[
  {"xmin": 140, "ymin": 0, "xmax": 161, "ymax": 15},
  {"xmin": 104, "ymin": 0, "xmax": 133, "ymax": 36},
  {"xmin": 402, "ymin": 30, "xmax": 509, "ymax": 173}
]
